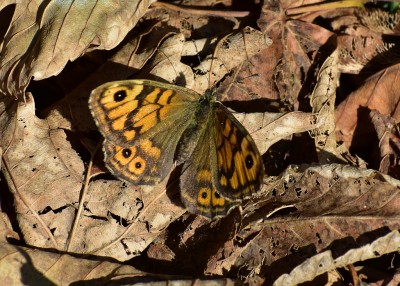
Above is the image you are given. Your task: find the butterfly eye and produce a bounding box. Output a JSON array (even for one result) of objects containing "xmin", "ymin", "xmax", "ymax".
[
  {"xmin": 114, "ymin": 90, "xmax": 127, "ymax": 102},
  {"xmin": 122, "ymin": 148, "xmax": 131, "ymax": 158},
  {"xmin": 245, "ymin": 154, "xmax": 254, "ymax": 169}
]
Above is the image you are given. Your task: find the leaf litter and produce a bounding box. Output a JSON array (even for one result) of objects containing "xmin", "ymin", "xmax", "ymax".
[{"xmin": 0, "ymin": 0, "xmax": 400, "ymax": 285}]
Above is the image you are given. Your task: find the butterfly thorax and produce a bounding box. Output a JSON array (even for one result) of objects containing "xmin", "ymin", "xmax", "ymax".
[{"xmin": 174, "ymin": 92, "xmax": 215, "ymax": 164}]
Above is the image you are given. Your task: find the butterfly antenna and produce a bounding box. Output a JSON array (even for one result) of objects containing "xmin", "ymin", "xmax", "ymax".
[
  {"xmin": 214, "ymin": 29, "xmax": 258, "ymax": 99},
  {"xmin": 160, "ymin": 49, "xmax": 180, "ymax": 84},
  {"xmin": 191, "ymin": 39, "xmax": 211, "ymax": 92},
  {"xmin": 209, "ymin": 33, "xmax": 233, "ymax": 96},
  {"xmin": 193, "ymin": 33, "xmax": 232, "ymax": 94}
]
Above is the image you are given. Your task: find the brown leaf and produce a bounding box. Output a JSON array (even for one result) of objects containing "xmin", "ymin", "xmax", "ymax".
[
  {"xmin": 334, "ymin": 8, "xmax": 400, "ymax": 74},
  {"xmin": 0, "ymin": 212, "xmax": 222, "ymax": 285},
  {"xmin": 273, "ymin": 230, "xmax": 400, "ymax": 286},
  {"xmin": 1, "ymin": 93, "xmax": 83, "ymax": 249},
  {"xmin": 46, "ymin": 20, "xmax": 177, "ymax": 133},
  {"xmin": 310, "ymin": 48, "xmax": 350, "ymax": 164},
  {"xmin": 335, "ymin": 63, "xmax": 400, "ymax": 150},
  {"xmin": 256, "ymin": 0, "xmax": 334, "ymax": 105},
  {"xmin": 0, "ymin": 0, "xmax": 152, "ymax": 97},
  {"xmin": 369, "ymin": 110, "xmax": 400, "ymax": 178},
  {"xmin": 189, "ymin": 27, "xmax": 271, "ymax": 96},
  {"xmin": 231, "ymin": 164, "xmax": 400, "ymax": 284},
  {"xmin": 249, "ymin": 111, "xmax": 319, "ymax": 154}
]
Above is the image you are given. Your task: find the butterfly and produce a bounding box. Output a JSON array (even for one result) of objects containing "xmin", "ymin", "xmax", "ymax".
[{"xmin": 89, "ymin": 79, "xmax": 264, "ymax": 218}]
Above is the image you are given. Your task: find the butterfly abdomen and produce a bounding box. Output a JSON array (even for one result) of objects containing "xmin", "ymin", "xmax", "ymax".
[{"xmin": 175, "ymin": 95, "xmax": 213, "ymax": 164}]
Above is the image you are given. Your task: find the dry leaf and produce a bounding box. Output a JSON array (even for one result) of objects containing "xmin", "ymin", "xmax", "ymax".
[
  {"xmin": 1, "ymin": 93, "xmax": 83, "ymax": 249},
  {"xmin": 274, "ymin": 230, "xmax": 400, "ymax": 286},
  {"xmin": 0, "ymin": 0, "xmax": 153, "ymax": 97},
  {"xmin": 225, "ymin": 164, "xmax": 400, "ymax": 284},
  {"xmin": 46, "ymin": 20, "xmax": 178, "ymax": 132},
  {"xmin": 310, "ymin": 48, "xmax": 350, "ymax": 164},
  {"xmin": 333, "ymin": 9, "xmax": 400, "ymax": 74},
  {"xmin": 0, "ymin": 212, "xmax": 238, "ymax": 285},
  {"xmin": 247, "ymin": 111, "xmax": 319, "ymax": 154},
  {"xmin": 256, "ymin": 0, "xmax": 334, "ymax": 105},
  {"xmin": 369, "ymin": 109, "xmax": 400, "ymax": 177},
  {"xmin": 335, "ymin": 63, "xmax": 400, "ymax": 150}
]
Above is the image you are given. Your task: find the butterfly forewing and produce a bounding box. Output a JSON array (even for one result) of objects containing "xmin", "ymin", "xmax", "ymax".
[
  {"xmin": 213, "ymin": 103, "xmax": 264, "ymax": 200},
  {"xmin": 89, "ymin": 80, "xmax": 200, "ymax": 185},
  {"xmin": 179, "ymin": 110, "xmax": 239, "ymax": 218},
  {"xmin": 90, "ymin": 80, "xmax": 199, "ymax": 145}
]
